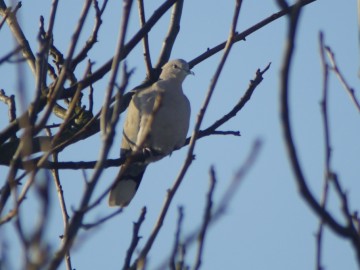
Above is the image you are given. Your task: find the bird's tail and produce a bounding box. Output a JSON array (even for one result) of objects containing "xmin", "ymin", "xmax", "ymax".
[{"xmin": 108, "ymin": 163, "xmax": 147, "ymax": 207}]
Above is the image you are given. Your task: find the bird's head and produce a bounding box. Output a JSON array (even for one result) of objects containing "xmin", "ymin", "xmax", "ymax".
[{"xmin": 160, "ymin": 59, "xmax": 194, "ymax": 81}]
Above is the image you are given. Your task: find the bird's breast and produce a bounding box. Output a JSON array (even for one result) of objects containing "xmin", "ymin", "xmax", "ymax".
[{"xmin": 147, "ymin": 93, "xmax": 190, "ymax": 155}]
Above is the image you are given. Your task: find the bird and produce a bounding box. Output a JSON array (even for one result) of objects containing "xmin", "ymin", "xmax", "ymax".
[{"xmin": 108, "ymin": 59, "xmax": 194, "ymax": 207}]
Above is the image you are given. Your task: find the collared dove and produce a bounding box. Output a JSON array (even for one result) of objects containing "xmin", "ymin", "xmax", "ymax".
[{"xmin": 109, "ymin": 59, "xmax": 194, "ymax": 207}]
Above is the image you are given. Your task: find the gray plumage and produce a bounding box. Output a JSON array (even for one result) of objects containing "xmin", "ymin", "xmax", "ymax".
[{"xmin": 109, "ymin": 59, "xmax": 193, "ymax": 207}]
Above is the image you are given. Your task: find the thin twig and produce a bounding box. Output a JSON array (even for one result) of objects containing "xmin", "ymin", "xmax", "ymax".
[
  {"xmin": 123, "ymin": 207, "xmax": 147, "ymax": 270},
  {"xmin": 81, "ymin": 208, "xmax": 123, "ymax": 229},
  {"xmin": 325, "ymin": 46, "xmax": 360, "ymax": 113},
  {"xmin": 71, "ymin": 0, "xmax": 109, "ymax": 69},
  {"xmin": 316, "ymin": 31, "xmax": 331, "ymax": 270},
  {"xmin": 137, "ymin": 0, "xmax": 153, "ymax": 77},
  {"xmin": 32, "ymin": 16, "xmax": 49, "ymax": 125},
  {"xmin": 101, "ymin": 0, "xmax": 133, "ymax": 135},
  {"xmin": 169, "ymin": 206, "xmax": 184, "ymax": 270},
  {"xmin": 186, "ymin": 63, "xmax": 270, "ymax": 144},
  {"xmin": 47, "ymin": 128, "xmax": 73, "ymax": 270},
  {"xmin": 155, "ymin": 0, "xmax": 184, "ymax": 69},
  {"xmin": 0, "ymin": 89, "xmax": 17, "ymax": 125},
  {"xmin": 0, "ymin": 1, "xmax": 36, "ymax": 74},
  {"xmin": 189, "ymin": 0, "xmax": 317, "ymax": 68},
  {"xmin": 0, "ymin": 46, "xmax": 22, "ymax": 65},
  {"xmin": 193, "ymin": 166, "xmax": 216, "ymax": 270},
  {"xmin": 27, "ymin": 171, "xmax": 51, "ymax": 269},
  {"xmin": 88, "ymin": 60, "xmax": 94, "ymax": 113}
]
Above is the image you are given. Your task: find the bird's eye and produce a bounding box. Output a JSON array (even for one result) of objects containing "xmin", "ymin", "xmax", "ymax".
[{"xmin": 173, "ymin": 64, "xmax": 178, "ymax": 69}]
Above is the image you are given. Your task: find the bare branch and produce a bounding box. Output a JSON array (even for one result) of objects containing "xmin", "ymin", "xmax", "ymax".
[
  {"xmin": 0, "ymin": 46, "xmax": 22, "ymax": 65},
  {"xmin": 215, "ymin": 139, "xmax": 262, "ymax": 218},
  {"xmin": 189, "ymin": 0, "xmax": 317, "ymax": 68},
  {"xmin": 61, "ymin": 0, "xmax": 179, "ymax": 100},
  {"xmin": 33, "ymin": 0, "xmax": 93, "ymax": 135},
  {"xmin": 315, "ymin": 31, "xmax": 331, "ymax": 270},
  {"xmin": 101, "ymin": 0, "xmax": 133, "ymax": 136},
  {"xmin": 154, "ymin": 139, "xmax": 262, "ymax": 270},
  {"xmin": 0, "ymin": 1, "xmax": 36, "ymax": 73},
  {"xmin": 155, "ymin": 0, "xmax": 184, "ymax": 69},
  {"xmin": 47, "ymin": 128, "xmax": 73, "ymax": 270},
  {"xmin": 0, "ymin": 89, "xmax": 17, "ymax": 125},
  {"xmin": 123, "ymin": 207, "xmax": 147, "ymax": 270},
  {"xmin": 193, "ymin": 166, "xmax": 216, "ymax": 270},
  {"xmin": 325, "ymin": 46, "xmax": 360, "ymax": 113},
  {"xmin": 278, "ymin": 0, "xmax": 360, "ymax": 263},
  {"xmin": 47, "ymin": 27, "xmax": 134, "ymax": 269},
  {"xmin": 137, "ymin": 0, "xmax": 153, "ymax": 77},
  {"xmin": 188, "ymin": 63, "xmax": 270, "ymax": 143},
  {"xmin": 169, "ymin": 206, "xmax": 184, "ymax": 270},
  {"xmin": 60, "ymin": 0, "xmax": 313, "ymax": 98},
  {"xmin": 81, "ymin": 208, "xmax": 123, "ymax": 229},
  {"xmin": 71, "ymin": 0, "xmax": 109, "ymax": 69}
]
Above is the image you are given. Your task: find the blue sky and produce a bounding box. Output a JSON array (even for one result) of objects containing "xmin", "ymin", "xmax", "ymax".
[{"xmin": 0, "ymin": 0, "xmax": 359, "ymax": 269}]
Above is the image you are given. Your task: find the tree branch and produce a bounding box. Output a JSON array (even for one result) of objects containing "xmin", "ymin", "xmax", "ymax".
[
  {"xmin": 61, "ymin": 0, "xmax": 179, "ymax": 99},
  {"xmin": 189, "ymin": 63, "xmax": 270, "ymax": 143},
  {"xmin": 137, "ymin": 0, "xmax": 153, "ymax": 77},
  {"xmin": 325, "ymin": 45, "xmax": 360, "ymax": 113},
  {"xmin": 193, "ymin": 166, "xmax": 216, "ymax": 270},
  {"xmin": 47, "ymin": 7, "xmax": 134, "ymax": 265},
  {"xmin": 123, "ymin": 207, "xmax": 147, "ymax": 270},
  {"xmin": 71, "ymin": 0, "xmax": 109, "ymax": 69},
  {"xmin": 169, "ymin": 206, "xmax": 184, "ymax": 270},
  {"xmin": 0, "ymin": 1, "xmax": 36, "ymax": 73},
  {"xmin": 155, "ymin": 0, "xmax": 183, "ymax": 69},
  {"xmin": 315, "ymin": 31, "xmax": 331, "ymax": 270},
  {"xmin": 278, "ymin": 0, "xmax": 360, "ymax": 263},
  {"xmin": 189, "ymin": 0, "xmax": 317, "ymax": 68}
]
